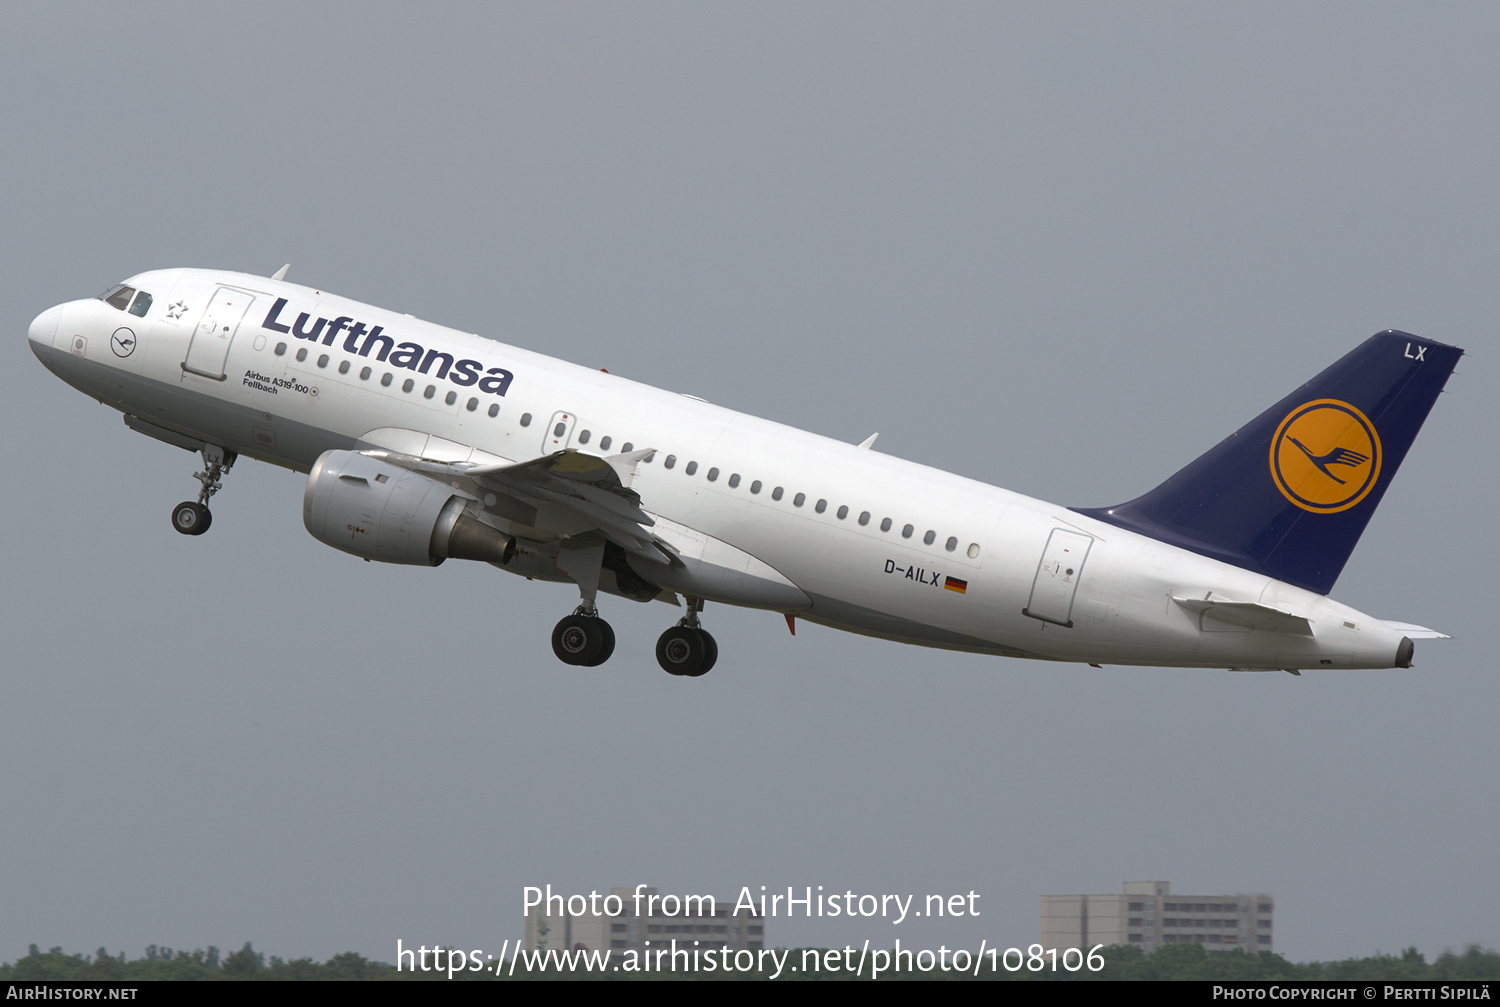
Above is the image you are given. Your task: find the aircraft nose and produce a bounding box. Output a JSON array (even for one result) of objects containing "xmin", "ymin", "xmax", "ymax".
[{"xmin": 29, "ymin": 303, "xmax": 63, "ymax": 347}]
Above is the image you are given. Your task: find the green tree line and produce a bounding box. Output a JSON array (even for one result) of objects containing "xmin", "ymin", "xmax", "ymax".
[{"xmin": 1, "ymin": 940, "xmax": 1497, "ymax": 981}]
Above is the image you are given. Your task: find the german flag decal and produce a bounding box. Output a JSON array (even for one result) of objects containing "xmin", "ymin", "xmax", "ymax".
[{"xmin": 944, "ymin": 576, "xmax": 968, "ymax": 594}]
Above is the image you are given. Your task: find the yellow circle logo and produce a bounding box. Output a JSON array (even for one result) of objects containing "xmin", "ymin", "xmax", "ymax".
[{"xmin": 1269, "ymin": 399, "xmax": 1382, "ymax": 513}]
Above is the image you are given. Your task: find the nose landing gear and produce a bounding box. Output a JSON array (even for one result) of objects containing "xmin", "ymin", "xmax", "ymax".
[
  {"xmin": 171, "ymin": 500, "xmax": 211, "ymax": 535},
  {"xmin": 657, "ymin": 598, "xmax": 717, "ymax": 677},
  {"xmin": 171, "ymin": 445, "xmax": 235, "ymax": 536}
]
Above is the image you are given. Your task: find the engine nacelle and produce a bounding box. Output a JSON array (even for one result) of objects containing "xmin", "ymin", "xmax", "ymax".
[{"xmin": 304, "ymin": 449, "xmax": 516, "ymax": 567}]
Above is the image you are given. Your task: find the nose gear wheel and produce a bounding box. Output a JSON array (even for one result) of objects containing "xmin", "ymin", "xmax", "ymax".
[
  {"xmin": 171, "ymin": 446, "xmax": 235, "ymax": 536},
  {"xmin": 171, "ymin": 501, "xmax": 211, "ymax": 536}
]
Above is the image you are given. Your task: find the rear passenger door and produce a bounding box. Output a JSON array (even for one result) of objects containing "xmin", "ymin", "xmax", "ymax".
[{"xmin": 1024, "ymin": 529, "xmax": 1093, "ymax": 626}]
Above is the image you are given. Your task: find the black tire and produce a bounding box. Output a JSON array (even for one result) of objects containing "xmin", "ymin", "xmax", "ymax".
[
  {"xmin": 691, "ymin": 630, "xmax": 718, "ymax": 676},
  {"xmin": 656, "ymin": 626, "xmax": 706, "ymax": 676},
  {"xmin": 580, "ymin": 619, "xmax": 616, "ymax": 667},
  {"xmin": 171, "ymin": 501, "xmax": 210, "ymax": 536},
  {"xmin": 552, "ymin": 615, "xmax": 603, "ymax": 666}
]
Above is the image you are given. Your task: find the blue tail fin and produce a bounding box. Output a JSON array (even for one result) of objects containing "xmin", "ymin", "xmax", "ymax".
[{"xmin": 1073, "ymin": 331, "xmax": 1462, "ymax": 594}]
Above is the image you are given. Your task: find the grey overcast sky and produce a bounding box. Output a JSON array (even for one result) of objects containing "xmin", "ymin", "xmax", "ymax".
[{"xmin": 1, "ymin": 2, "xmax": 1495, "ymax": 965}]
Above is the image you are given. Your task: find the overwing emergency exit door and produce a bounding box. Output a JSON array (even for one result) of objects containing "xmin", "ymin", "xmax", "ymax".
[
  {"xmin": 1024, "ymin": 528, "xmax": 1094, "ymax": 626},
  {"xmin": 183, "ymin": 287, "xmax": 255, "ymax": 380},
  {"xmin": 542, "ymin": 411, "xmax": 576, "ymax": 453}
]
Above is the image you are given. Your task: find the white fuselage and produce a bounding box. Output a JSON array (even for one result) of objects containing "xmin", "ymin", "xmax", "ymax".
[{"xmin": 29, "ymin": 268, "xmax": 1410, "ymax": 670}]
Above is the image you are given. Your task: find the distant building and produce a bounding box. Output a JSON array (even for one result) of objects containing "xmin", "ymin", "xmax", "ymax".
[
  {"xmin": 1041, "ymin": 882, "xmax": 1272, "ymax": 953},
  {"xmin": 525, "ymin": 887, "xmax": 764, "ymax": 953}
]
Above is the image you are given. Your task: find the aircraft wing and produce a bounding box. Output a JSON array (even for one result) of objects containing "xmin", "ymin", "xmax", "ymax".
[
  {"xmin": 465, "ymin": 449, "xmax": 665, "ymax": 562},
  {"xmin": 363, "ymin": 446, "xmax": 668, "ymax": 564}
]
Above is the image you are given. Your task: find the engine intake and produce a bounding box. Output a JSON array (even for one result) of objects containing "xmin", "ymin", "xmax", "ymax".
[{"xmin": 304, "ymin": 449, "xmax": 514, "ymax": 567}]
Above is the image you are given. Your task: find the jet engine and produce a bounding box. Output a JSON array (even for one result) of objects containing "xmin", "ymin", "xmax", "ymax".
[{"xmin": 303, "ymin": 449, "xmax": 516, "ymax": 567}]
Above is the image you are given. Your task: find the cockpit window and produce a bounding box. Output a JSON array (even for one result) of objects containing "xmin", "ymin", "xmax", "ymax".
[
  {"xmin": 127, "ymin": 291, "xmax": 152, "ymax": 317},
  {"xmin": 99, "ymin": 284, "xmax": 135, "ymax": 311}
]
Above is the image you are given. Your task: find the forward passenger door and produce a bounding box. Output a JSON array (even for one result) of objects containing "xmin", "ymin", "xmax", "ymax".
[{"xmin": 183, "ymin": 287, "xmax": 255, "ymax": 380}]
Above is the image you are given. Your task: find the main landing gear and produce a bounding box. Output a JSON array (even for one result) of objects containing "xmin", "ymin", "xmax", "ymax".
[
  {"xmin": 171, "ymin": 445, "xmax": 235, "ymax": 536},
  {"xmin": 545, "ymin": 539, "xmax": 715, "ymax": 676},
  {"xmin": 551, "ymin": 604, "xmax": 616, "ymax": 667},
  {"xmin": 656, "ymin": 598, "xmax": 717, "ymax": 677}
]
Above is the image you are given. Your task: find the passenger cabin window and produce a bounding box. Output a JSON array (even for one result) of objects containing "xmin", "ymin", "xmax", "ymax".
[
  {"xmin": 99, "ymin": 284, "xmax": 135, "ymax": 310},
  {"xmin": 127, "ymin": 291, "xmax": 152, "ymax": 317}
]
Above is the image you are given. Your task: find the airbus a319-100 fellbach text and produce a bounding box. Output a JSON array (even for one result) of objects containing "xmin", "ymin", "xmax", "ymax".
[{"xmin": 29, "ymin": 265, "xmax": 1459, "ymax": 676}]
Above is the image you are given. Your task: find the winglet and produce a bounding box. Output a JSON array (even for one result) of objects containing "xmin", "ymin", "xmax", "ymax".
[
  {"xmin": 857, "ymin": 433, "xmax": 878, "ymax": 450},
  {"xmin": 271, "ymin": 264, "xmax": 290, "ymax": 281},
  {"xmin": 784, "ymin": 613, "xmax": 796, "ymax": 635},
  {"xmin": 604, "ymin": 448, "xmax": 656, "ymax": 488}
]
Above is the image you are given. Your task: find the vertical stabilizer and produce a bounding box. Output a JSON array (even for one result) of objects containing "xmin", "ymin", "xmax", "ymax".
[{"xmin": 1073, "ymin": 331, "xmax": 1462, "ymax": 594}]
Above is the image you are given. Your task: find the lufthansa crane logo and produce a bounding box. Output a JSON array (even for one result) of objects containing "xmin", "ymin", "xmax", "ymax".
[{"xmin": 1269, "ymin": 399, "xmax": 1382, "ymax": 513}]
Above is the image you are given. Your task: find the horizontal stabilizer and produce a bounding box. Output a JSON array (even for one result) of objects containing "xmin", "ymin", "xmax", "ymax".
[
  {"xmin": 1379, "ymin": 620, "xmax": 1450, "ymax": 640},
  {"xmin": 1173, "ymin": 594, "xmax": 1313, "ymax": 636}
]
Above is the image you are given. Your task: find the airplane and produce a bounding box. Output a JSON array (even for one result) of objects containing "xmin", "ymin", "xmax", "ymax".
[{"xmin": 28, "ymin": 265, "xmax": 1459, "ymax": 677}]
